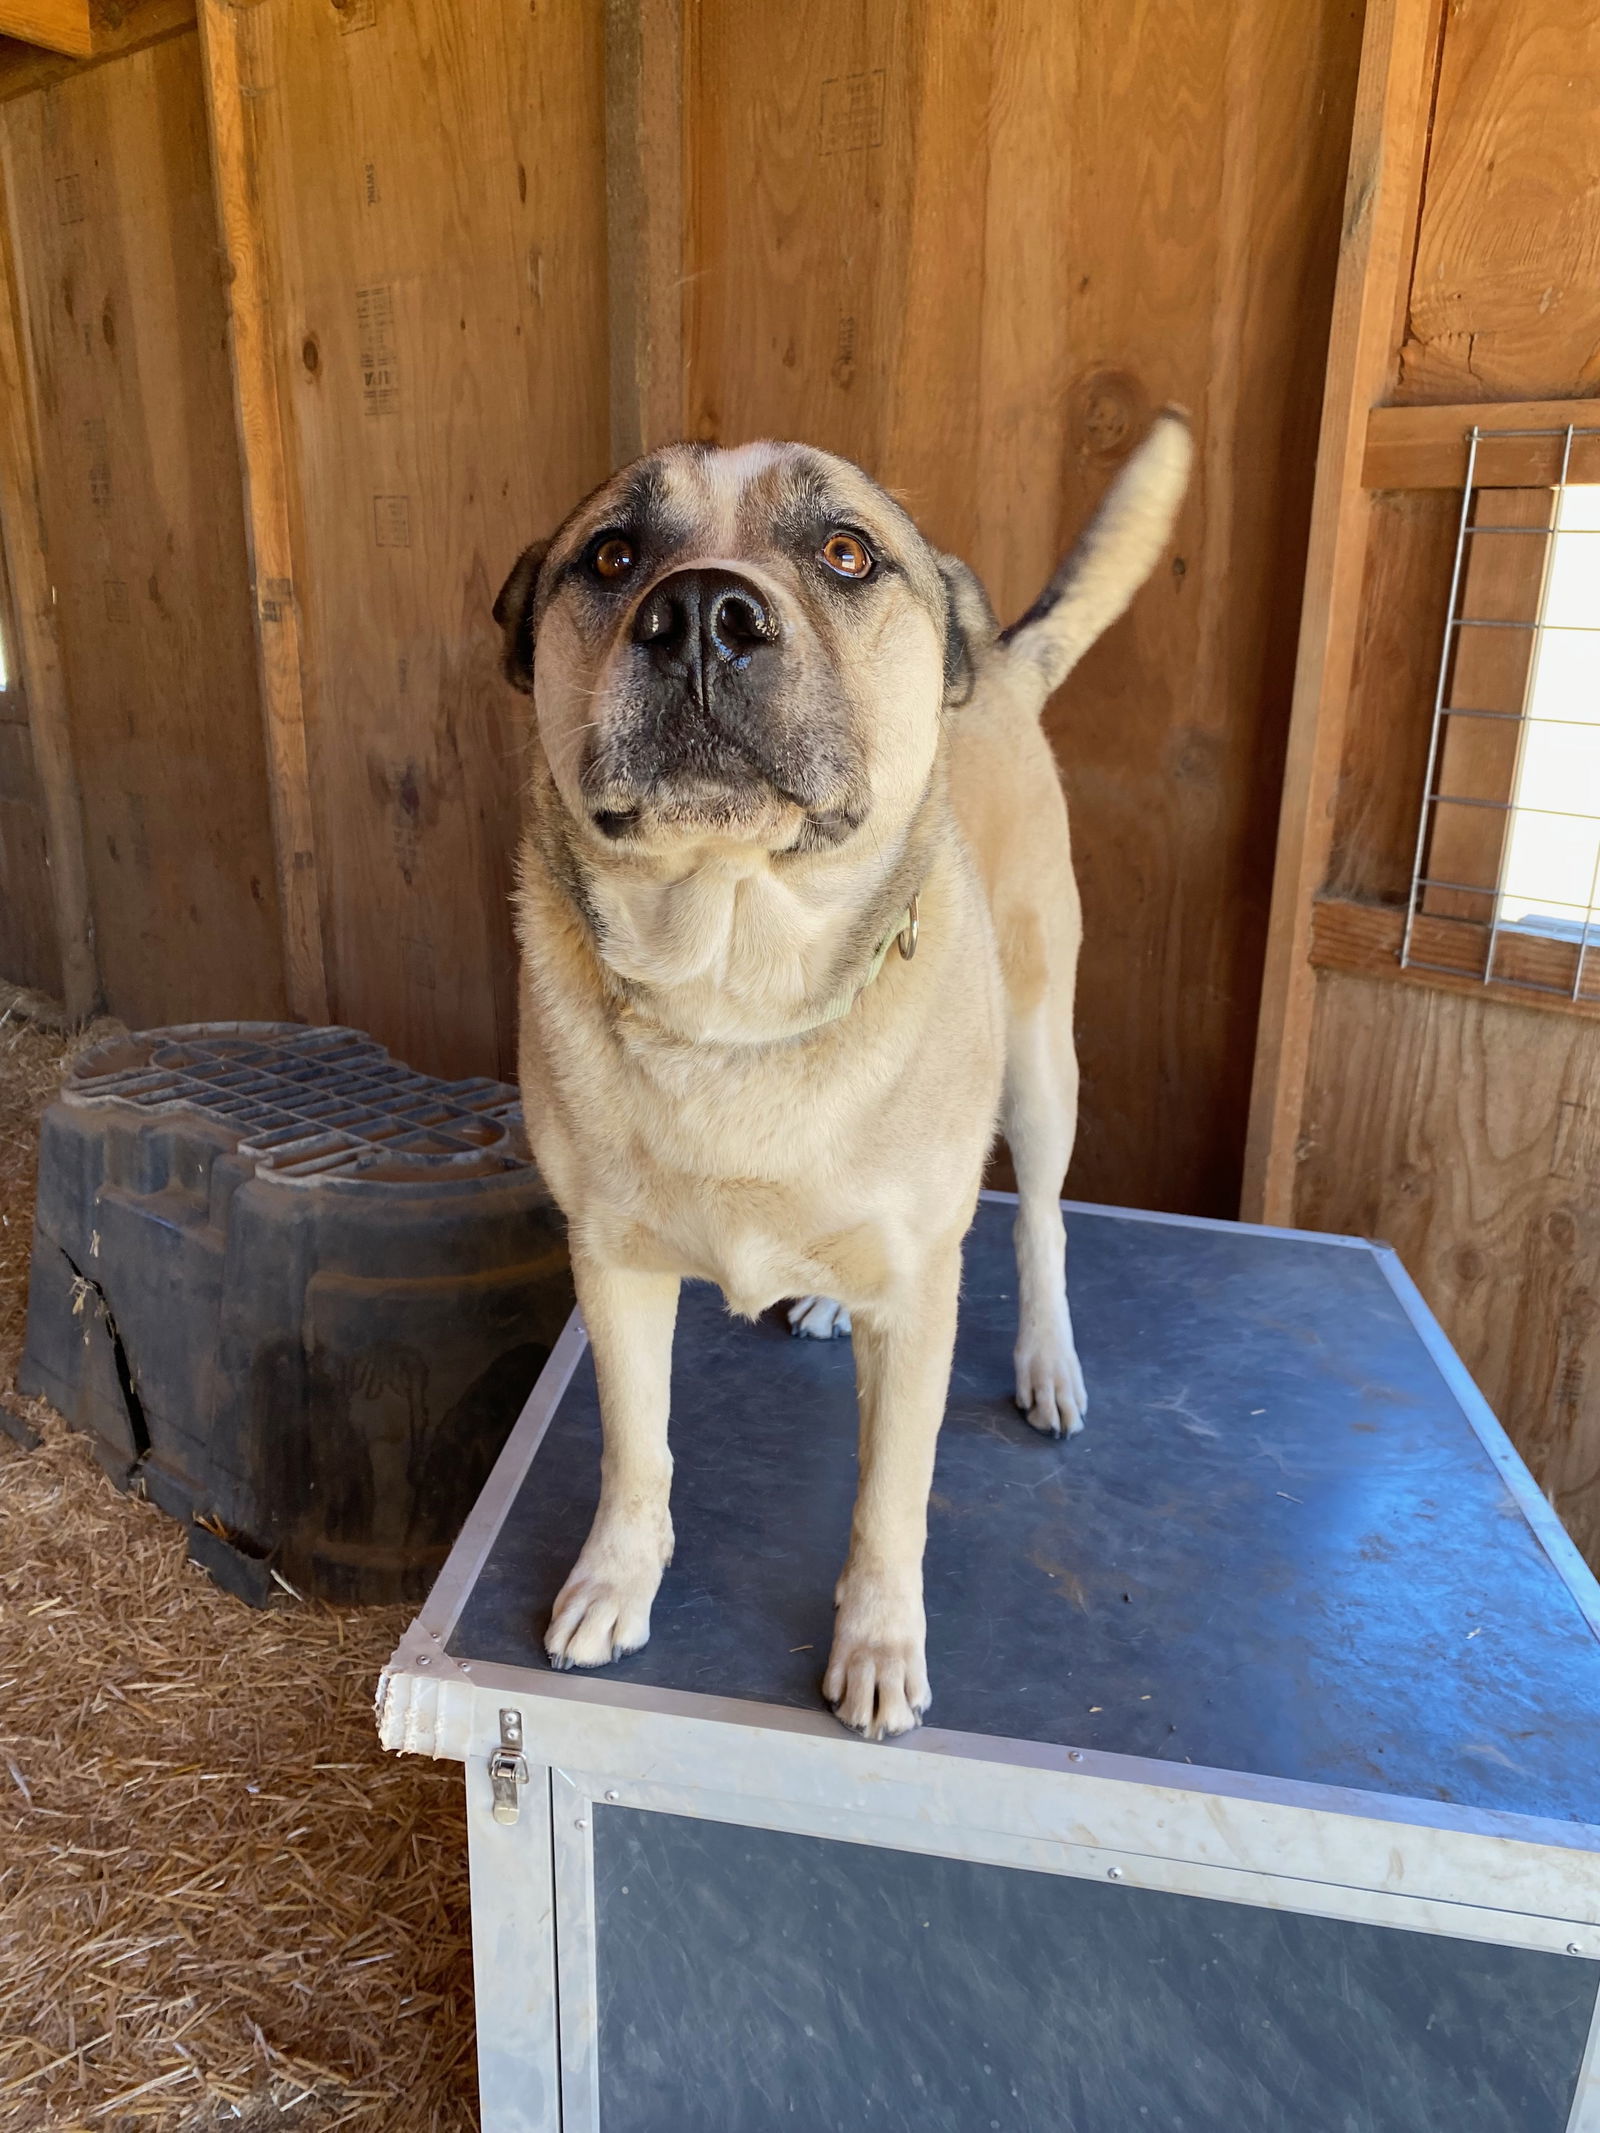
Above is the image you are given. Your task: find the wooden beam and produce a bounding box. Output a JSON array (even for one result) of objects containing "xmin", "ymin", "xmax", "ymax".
[
  {"xmin": 0, "ymin": 148, "xmax": 97, "ymax": 1020},
  {"xmin": 605, "ymin": 0, "xmax": 684, "ymax": 464},
  {"xmin": 0, "ymin": 0, "xmax": 193, "ymax": 103},
  {"xmin": 1309, "ymin": 896, "xmax": 1600, "ymax": 1024},
  {"xmin": 1363, "ymin": 398, "xmax": 1600, "ymax": 489},
  {"xmin": 0, "ymin": 0, "xmax": 89, "ymax": 58},
  {"xmin": 1240, "ymin": 0, "xmax": 1445, "ymax": 1225},
  {"xmin": 196, "ymin": 0, "xmax": 328, "ymax": 1026}
]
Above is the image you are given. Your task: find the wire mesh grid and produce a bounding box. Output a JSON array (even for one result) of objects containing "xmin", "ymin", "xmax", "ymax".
[
  {"xmin": 1401, "ymin": 423, "xmax": 1600, "ymax": 1000},
  {"xmin": 62, "ymin": 1021, "xmax": 528, "ymax": 1184}
]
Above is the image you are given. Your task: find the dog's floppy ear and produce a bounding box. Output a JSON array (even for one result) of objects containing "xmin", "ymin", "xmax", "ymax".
[
  {"xmin": 935, "ymin": 552, "xmax": 998, "ymax": 708},
  {"xmin": 493, "ymin": 539, "xmax": 551, "ymax": 694}
]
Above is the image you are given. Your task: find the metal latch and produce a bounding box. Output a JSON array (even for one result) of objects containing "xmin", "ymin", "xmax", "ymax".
[{"xmin": 488, "ymin": 1707, "xmax": 528, "ymax": 1825}]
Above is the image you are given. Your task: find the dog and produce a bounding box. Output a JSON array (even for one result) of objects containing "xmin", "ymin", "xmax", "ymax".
[{"xmin": 493, "ymin": 413, "xmax": 1191, "ymax": 1739}]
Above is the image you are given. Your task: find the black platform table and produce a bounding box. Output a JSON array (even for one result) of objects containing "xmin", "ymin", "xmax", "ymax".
[{"xmin": 379, "ymin": 1195, "xmax": 1600, "ymax": 2133}]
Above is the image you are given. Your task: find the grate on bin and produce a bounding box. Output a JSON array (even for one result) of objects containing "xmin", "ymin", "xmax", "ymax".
[{"xmin": 65, "ymin": 1022, "xmax": 529, "ymax": 1185}]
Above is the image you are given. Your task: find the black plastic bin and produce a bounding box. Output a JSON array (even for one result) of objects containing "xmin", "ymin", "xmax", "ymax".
[{"xmin": 19, "ymin": 1022, "xmax": 571, "ymax": 1604}]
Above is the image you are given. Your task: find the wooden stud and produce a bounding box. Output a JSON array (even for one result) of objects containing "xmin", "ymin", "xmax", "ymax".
[
  {"xmin": 1363, "ymin": 400, "xmax": 1600, "ymax": 490},
  {"xmin": 605, "ymin": 0, "xmax": 684, "ymax": 464},
  {"xmin": 1241, "ymin": 0, "xmax": 1445, "ymax": 1225},
  {"xmin": 0, "ymin": 0, "xmax": 90, "ymax": 59},
  {"xmin": 1309, "ymin": 897, "xmax": 1600, "ymax": 1022},
  {"xmin": 197, "ymin": 0, "xmax": 328, "ymax": 1025},
  {"xmin": 0, "ymin": 0, "xmax": 194, "ymax": 103},
  {"xmin": 0, "ymin": 153, "xmax": 96, "ymax": 1019}
]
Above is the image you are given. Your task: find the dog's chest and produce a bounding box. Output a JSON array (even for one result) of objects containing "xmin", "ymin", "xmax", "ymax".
[{"xmin": 598, "ymin": 1188, "xmax": 856, "ymax": 1319}]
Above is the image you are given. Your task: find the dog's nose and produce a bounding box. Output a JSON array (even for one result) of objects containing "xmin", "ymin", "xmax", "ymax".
[{"xmin": 631, "ymin": 568, "xmax": 777, "ymax": 679}]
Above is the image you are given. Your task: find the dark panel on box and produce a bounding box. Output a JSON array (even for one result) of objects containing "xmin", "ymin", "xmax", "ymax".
[
  {"xmin": 20, "ymin": 1023, "xmax": 572, "ymax": 1602},
  {"xmin": 451, "ymin": 1202, "xmax": 1600, "ymax": 1823},
  {"xmin": 592, "ymin": 1806, "xmax": 1595, "ymax": 2133}
]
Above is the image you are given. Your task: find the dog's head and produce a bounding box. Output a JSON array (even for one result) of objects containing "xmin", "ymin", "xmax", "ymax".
[{"xmin": 494, "ymin": 442, "xmax": 981, "ymax": 861}]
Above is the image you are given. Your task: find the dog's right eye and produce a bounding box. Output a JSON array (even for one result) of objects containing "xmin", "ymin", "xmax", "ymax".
[
  {"xmin": 593, "ymin": 537, "xmax": 636, "ymax": 580},
  {"xmin": 820, "ymin": 530, "xmax": 874, "ymax": 579}
]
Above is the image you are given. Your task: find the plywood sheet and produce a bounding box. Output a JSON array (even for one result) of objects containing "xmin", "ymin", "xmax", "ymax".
[
  {"xmin": 228, "ymin": 0, "xmax": 609, "ymax": 1079},
  {"xmin": 1399, "ymin": 0, "xmax": 1600, "ymax": 402},
  {"xmin": 686, "ymin": 0, "xmax": 1364, "ymax": 1215},
  {"xmin": 1297, "ymin": 970, "xmax": 1600, "ymax": 1566},
  {"xmin": 0, "ymin": 32, "xmax": 285, "ymax": 1027}
]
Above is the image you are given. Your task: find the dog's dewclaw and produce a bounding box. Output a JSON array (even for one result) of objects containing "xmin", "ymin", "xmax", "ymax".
[{"xmin": 999, "ymin": 408, "xmax": 1193, "ymax": 698}]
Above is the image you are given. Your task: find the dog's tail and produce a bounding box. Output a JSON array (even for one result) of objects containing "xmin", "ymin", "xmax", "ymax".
[{"xmin": 999, "ymin": 408, "xmax": 1192, "ymax": 699}]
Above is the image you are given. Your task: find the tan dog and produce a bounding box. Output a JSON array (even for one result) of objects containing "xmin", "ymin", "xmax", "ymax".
[{"xmin": 494, "ymin": 414, "xmax": 1191, "ymax": 1739}]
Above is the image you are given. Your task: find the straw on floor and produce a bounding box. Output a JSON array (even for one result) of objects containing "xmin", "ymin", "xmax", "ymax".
[{"xmin": 0, "ymin": 994, "xmax": 479, "ymax": 2133}]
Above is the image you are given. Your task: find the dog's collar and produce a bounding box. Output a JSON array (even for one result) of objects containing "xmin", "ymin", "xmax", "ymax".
[{"xmin": 809, "ymin": 894, "xmax": 920, "ymax": 1030}]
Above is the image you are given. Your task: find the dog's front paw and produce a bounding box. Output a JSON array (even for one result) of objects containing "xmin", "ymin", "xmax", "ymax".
[
  {"xmin": 823, "ymin": 1575, "xmax": 929, "ymax": 1740},
  {"xmin": 545, "ymin": 1532, "xmax": 669, "ymax": 1670},
  {"xmin": 788, "ymin": 1295, "xmax": 853, "ymax": 1340},
  {"xmin": 1014, "ymin": 1323, "xmax": 1088, "ymax": 1439}
]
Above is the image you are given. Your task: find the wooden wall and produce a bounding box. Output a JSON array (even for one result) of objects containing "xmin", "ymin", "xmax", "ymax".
[
  {"xmin": 681, "ymin": 0, "xmax": 1364, "ymax": 1213},
  {"xmin": 0, "ymin": 0, "xmax": 1363, "ymax": 1215},
  {"xmin": 1, "ymin": 30, "xmax": 287, "ymax": 1029},
  {"xmin": 1249, "ymin": 0, "xmax": 1600, "ymax": 1558},
  {"xmin": 209, "ymin": 0, "xmax": 610, "ymax": 1078}
]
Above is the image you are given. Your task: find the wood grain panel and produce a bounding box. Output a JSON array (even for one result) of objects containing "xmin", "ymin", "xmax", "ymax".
[
  {"xmin": 1298, "ymin": 970, "xmax": 1600, "ymax": 1566},
  {"xmin": 225, "ymin": 0, "xmax": 608, "ymax": 1079},
  {"xmin": 1, "ymin": 35, "xmax": 285, "ymax": 1030},
  {"xmin": 687, "ymin": 0, "xmax": 1364, "ymax": 1216},
  {"xmin": 1399, "ymin": 0, "xmax": 1600, "ymax": 402}
]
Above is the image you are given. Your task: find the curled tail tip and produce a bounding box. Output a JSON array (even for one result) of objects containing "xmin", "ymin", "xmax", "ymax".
[
  {"xmin": 1000, "ymin": 409, "xmax": 1193, "ymax": 691},
  {"xmin": 1138, "ymin": 407, "xmax": 1196, "ymax": 483}
]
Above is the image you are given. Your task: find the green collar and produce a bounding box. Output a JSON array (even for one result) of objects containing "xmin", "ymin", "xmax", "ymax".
[{"xmin": 810, "ymin": 894, "xmax": 920, "ymax": 1028}]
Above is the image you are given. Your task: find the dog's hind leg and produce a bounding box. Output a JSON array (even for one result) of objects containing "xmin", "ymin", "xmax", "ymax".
[
  {"xmin": 545, "ymin": 1253, "xmax": 680, "ymax": 1669},
  {"xmin": 1004, "ymin": 991, "xmax": 1086, "ymax": 1438}
]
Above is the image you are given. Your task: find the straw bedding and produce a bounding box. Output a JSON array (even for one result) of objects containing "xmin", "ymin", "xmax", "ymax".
[{"xmin": 0, "ymin": 993, "xmax": 478, "ymax": 2132}]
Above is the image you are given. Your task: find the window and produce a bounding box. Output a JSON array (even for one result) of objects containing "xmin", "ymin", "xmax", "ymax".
[
  {"xmin": 1497, "ymin": 481, "xmax": 1600, "ymax": 936},
  {"xmin": 1403, "ymin": 426, "xmax": 1600, "ymax": 1000}
]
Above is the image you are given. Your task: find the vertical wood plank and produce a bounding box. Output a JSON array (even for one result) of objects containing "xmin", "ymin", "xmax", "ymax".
[
  {"xmin": 606, "ymin": 0, "xmax": 684, "ymax": 463},
  {"xmin": 198, "ymin": 0, "xmax": 328, "ymax": 1024},
  {"xmin": 1241, "ymin": 0, "xmax": 1445, "ymax": 1224},
  {"xmin": 0, "ymin": 151, "xmax": 95, "ymax": 1016}
]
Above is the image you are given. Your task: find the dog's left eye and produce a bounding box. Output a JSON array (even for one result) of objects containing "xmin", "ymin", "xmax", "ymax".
[
  {"xmin": 592, "ymin": 536, "xmax": 637, "ymax": 580},
  {"xmin": 819, "ymin": 531, "xmax": 874, "ymax": 580}
]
